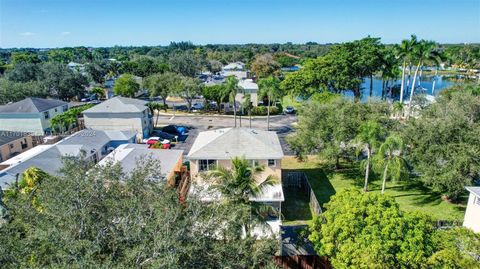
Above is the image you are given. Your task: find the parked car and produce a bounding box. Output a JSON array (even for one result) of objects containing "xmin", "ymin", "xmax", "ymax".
[
  {"xmin": 192, "ymin": 103, "xmax": 204, "ymax": 110},
  {"xmin": 163, "ymin": 125, "xmax": 187, "ymax": 136},
  {"xmin": 284, "ymin": 106, "xmax": 295, "ymax": 114},
  {"xmin": 153, "ymin": 131, "xmax": 178, "ymax": 142}
]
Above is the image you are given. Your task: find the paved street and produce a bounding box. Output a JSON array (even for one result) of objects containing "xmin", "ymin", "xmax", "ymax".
[{"xmin": 153, "ymin": 114, "xmax": 298, "ymax": 156}]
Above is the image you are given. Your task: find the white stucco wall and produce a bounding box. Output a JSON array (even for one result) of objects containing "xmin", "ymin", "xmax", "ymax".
[
  {"xmin": 0, "ymin": 105, "xmax": 68, "ymax": 135},
  {"xmin": 463, "ymin": 192, "xmax": 480, "ymax": 233}
]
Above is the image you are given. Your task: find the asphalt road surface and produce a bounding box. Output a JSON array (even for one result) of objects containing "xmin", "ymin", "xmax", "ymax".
[{"xmin": 154, "ymin": 114, "xmax": 298, "ymax": 156}]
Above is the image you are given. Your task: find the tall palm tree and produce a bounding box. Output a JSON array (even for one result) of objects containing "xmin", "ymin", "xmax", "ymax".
[
  {"xmin": 407, "ymin": 40, "xmax": 441, "ymax": 118},
  {"xmin": 208, "ymin": 157, "xmax": 277, "ymax": 204},
  {"xmin": 395, "ymin": 35, "xmax": 418, "ymax": 103},
  {"xmin": 373, "ymin": 135, "xmax": 408, "ymax": 194},
  {"xmin": 258, "ymin": 76, "xmax": 282, "ymax": 131},
  {"xmin": 225, "ymin": 76, "xmax": 240, "ymax": 127},
  {"xmin": 147, "ymin": 102, "xmax": 162, "ymax": 127},
  {"xmin": 355, "ymin": 120, "xmax": 385, "ymax": 192}
]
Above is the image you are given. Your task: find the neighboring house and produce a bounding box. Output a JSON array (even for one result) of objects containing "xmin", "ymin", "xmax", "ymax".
[
  {"xmin": 221, "ymin": 62, "xmax": 249, "ymax": 80},
  {"xmin": 98, "ymin": 143, "xmax": 184, "ymax": 185},
  {"xmin": 82, "ymin": 96, "xmax": 153, "ymax": 140},
  {"xmin": 237, "ymin": 79, "xmax": 259, "ymax": 107},
  {"xmin": 67, "ymin": 62, "xmax": 85, "ymax": 73},
  {"xmin": 188, "ymin": 128, "xmax": 284, "ymax": 235},
  {"xmin": 0, "ymin": 129, "xmax": 136, "ymax": 189},
  {"xmin": 0, "ymin": 98, "xmax": 69, "ymax": 135},
  {"xmin": 463, "ymin": 187, "xmax": 480, "ymax": 233},
  {"xmin": 0, "ymin": 131, "xmax": 33, "ymax": 163}
]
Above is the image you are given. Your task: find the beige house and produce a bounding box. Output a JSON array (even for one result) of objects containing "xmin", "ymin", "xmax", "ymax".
[
  {"xmin": 82, "ymin": 96, "xmax": 153, "ymax": 140},
  {"xmin": 188, "ymin": 128, "xmax": 284, "ymax": 236},
  {"xmin": 0, "ymin": 131, "xmax": 33, "ymax": 164},
  {"xmin": 463, "ymin": 187, "xmax": 480, "ymax": 233}
]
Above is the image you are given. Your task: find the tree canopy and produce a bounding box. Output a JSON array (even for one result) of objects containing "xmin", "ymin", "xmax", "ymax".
[{"xmin": 113, "ymin": 74, "xmax": 140, "ymax": 97}]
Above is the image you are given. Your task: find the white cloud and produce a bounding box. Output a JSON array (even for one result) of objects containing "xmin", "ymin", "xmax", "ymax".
[
  {"xmin": 61, "ymin": 31, "xmax": 71, "ymax": 36},
  {"xmin": 19, "ymin": 32, "xmax": 35, "ymax": 36}
]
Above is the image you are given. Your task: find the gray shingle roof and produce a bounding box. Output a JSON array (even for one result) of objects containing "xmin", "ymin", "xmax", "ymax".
[
  {"xmin": 187, "ymin": 128, "xmax": 284, "ymax": 160},
  {"xmin": 0, "ymin": 129, "xmax": 136, "ymax": 189},
  {"xmin": 0, "ymin": 131, "xmax": 30, "ymax": 147},
  {"xmin": 0, "ymin": 98, "xmax": 67, "ymax": 113},
  {"xmin": 82, "ymin": 96, "xmax": 148, "ymax": 113}
]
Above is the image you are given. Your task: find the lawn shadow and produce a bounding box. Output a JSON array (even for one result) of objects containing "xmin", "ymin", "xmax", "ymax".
[{"xmin": 282, "ymin": 186, "xmax": 312, "ymax": 222}]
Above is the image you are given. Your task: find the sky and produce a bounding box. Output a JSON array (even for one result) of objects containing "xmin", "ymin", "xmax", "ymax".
[{"xmin": 1, "ymin": 0, "xmax": 479, "ymax": 48}]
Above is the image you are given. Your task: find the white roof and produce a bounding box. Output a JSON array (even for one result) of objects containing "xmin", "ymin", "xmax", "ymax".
[
  {"xmin": 466, "ymin": 186, "xmax": 480, "ymax": 198},
  {"xmin": 83, "ymin": 96, "xmax": 148, "ymax": 113},
  {"xmin": 0, "ymin": 145, "xmax": 53, "ymax": 166},
  {"xmin": 187, "ymin": 128, "xmax": 284, "ymax": 160},
  {"xmin": 238, "ymin": 79, "xmax": 258, "ymax": 90},
  {"xmin": 223, "ymin": 62, "xmax": 245, "ymax": 71}
]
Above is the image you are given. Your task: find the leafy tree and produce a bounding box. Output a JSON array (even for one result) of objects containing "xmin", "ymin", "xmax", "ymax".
[
  {"xmin": 90, "ymin": 87, "xmax": 105, "ymax": 99},
  {"xmin": 40, "ymin": 62, "xmax": 88, "ymax": 100},
  {"xmin": 169, "ymin": 51, "xmax": 203, "ymax": 77},
  {"xmin": 373, "ymin": 135, "xmax": 408, "ymax": 193},
  {"xmin": 202, "ymin": 84, "xmax": 229, "ymax": 113},
  {"xmin": 47, "ymin": 48, "xmax": 75, "ymax": 63},
  {"xmin": 258, "ymin": 76, "xmax": 282, "ymax": 130},
  {"xmin": 4, "ymin": 62, "xmax": 41, "ymax": 82},
  {"xmin": 401, "ymin": 89, "xmax": 480, "ymax": 200},
  {"xmin": 113, "ymin": 74, "xmax": 140, "ymax": 97},
  {"xmin": 206, "ymin": 59, "xmax": 223, "ymax": 74},
  {"xmin": 428, "ymin": 227, "xmax": 480, "ymax": 268},
  {"xmin": 175, "ymin": 76, "xmax": 203, "ymax": 112},
  {"xmin": 0, "ymin": 79, "xmax": 47, "ymax": 104},
  {"xmin": 144, "ymin": 72, "xmax": 181, "ymax": 106},
  {"xmin": 309, "ymin": 189, "xmax": 436, "ymax": 268},
  {"xmin": 250, "ymin": 53, "xmax": 281, "ymax": 78},
  {"xmin": 85, "ymin": 60, "xmax": 109, "ymax": 84},
  {"xmin": 146, "ymin": 102, "xmax": 164, "ymax": 127},
  {"xmin": 355, "ymin": 120, "xmax": 385, "ymax": 191},
  {"xmin": 0, "ymin": 157, "xmax": 278, "ymax": 268},
  {"xmin": 11, "ymin": 51, "xmax": 40, "ymax": 65}
]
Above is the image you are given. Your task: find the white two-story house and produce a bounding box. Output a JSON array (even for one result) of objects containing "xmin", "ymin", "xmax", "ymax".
[
  {"xmin": 188, "ymin": 127, "xmax": 284, "ymax": 236},
  {"xmin": 0, "ymin": 98, "xmax": 69, "ymax": 135},
  {"xmin": 464, "ymin": 187, "xmax": 480, "ymax": 233},
  {"xmin": 82, "ymin": 96, "xmax": 153, "ymax": 140}
]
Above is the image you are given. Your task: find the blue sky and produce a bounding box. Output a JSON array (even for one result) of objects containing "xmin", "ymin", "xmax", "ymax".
[{"xmin": 1, "ymin": 0, "xmax": 479, "ymax": 48}]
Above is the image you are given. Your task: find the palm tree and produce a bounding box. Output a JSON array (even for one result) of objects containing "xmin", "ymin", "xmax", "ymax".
[
  {"xmin": 147, "ymin": 102, "xmax": 162, "ymax": 127},
  {"xmin": 355, "ymin": 120, "xmax": 385, "ymax": 192},
  {"xmin": 225, "ymin": 76, "xmax": 240, "ymax": 127},
  {"xmin": 258, "ymin": 76, "xmax": 282, "ymax": 131},
  {"xmin": 392, "ymin": 101, "xmax": 404, "ymax": 119},
  {"xmin": 373, "ymin": 135, "xmax": 408, "ymax": 194},
  {"xmin": 208, "ymin": 156, "xmax": 277, "ymax": 204},
  {"xmin": 407, "ymin": 40, "xmax": 441, "ymax": 118},
  {"xmin": 395, "ymin": 35, "xmax": 418, "ymax": 103}
]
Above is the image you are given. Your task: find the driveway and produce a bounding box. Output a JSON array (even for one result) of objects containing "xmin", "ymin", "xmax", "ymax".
[{"xmin": 155, "ymin": 114, "xmax": 297, "ymax": 156}]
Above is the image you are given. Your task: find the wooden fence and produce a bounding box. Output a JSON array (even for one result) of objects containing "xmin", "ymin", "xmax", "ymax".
[
  {"xmin": 282, "ymin": 171, "xmax": 322, "ymax": 215},
  {"xmin": 274, "ymin": 255, "xmax": 332, "ymax": 269}
]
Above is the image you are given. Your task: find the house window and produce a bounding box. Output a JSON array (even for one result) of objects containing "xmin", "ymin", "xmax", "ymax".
[
  {"xmin": 268, "ymin": 159, "xmax": 276, "ymax": 167},
  {"xmin": 9, "ymin": 144, "xmax": 14, "ymax": 149},
  {"xmin": 199, "ymin": 160, "xmax": 216, "ymax": 172},
  {"xmin": 250, "ymin": 160, "xmax": 259, "ymax": 167},
  {"xmin": 476, "ymin": 196, "xmax": 480, "ymax": 206},
  {"xmin": 44, "ymin": 111, "xmax": 50, "ymax": 119},
  {"xmin": 54, "ymin": 108, "xmax": 58, "ymax": 112},
  {"xmin": 63, "ymin": 105, "xmax": 68, "ymax": 112}
]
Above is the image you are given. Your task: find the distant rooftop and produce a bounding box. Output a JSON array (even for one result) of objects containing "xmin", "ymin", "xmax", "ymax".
[
  {"xmin": 188, "ymin": 128, "xmax": 284, "ymax": 160},
  {"xmin": 83, "ymin": 96, "xmax": 148, "ymax": 113},
  {"xmin": 0, "ymin": 98, "xmax": 68, "ymax": 113}
]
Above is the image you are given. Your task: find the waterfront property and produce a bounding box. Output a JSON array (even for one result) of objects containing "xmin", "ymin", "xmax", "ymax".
[
  {"xmin": 0, "ymin": 131, "xmax": 33, "ymax": 163},
  {"xmin": 82, "ymin": 96, "xmax": 153, "ymax": 140},
  {"xmin": 0, "ymin": 98, "xmax": 69, "ymax": 135},
  {"xmin": 463, "ymin": 187, "xmax": 480, "ymax": 233},
  {"xmin": 98, "ymin": 143, "xmax": 183, "ymax": 185},
  {"xmin": 0, "ymin": 129, "xmax": 136, "ymax": 189},
  {"xmin": 188, "ymin": 128, "xmax": 284, "ymax": 235}
]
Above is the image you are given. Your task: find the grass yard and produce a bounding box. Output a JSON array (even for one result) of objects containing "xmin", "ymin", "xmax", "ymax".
[
  {"xmin": 282, "ymin": 186, "xmax": 312, "ymax": 225},
  {"xmin": 282, "ymin": 156, "xmax": 467, "ymax": 221}
]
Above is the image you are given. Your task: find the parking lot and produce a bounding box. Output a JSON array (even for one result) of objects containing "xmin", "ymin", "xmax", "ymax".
[{"xmin": 154, "ymin": 114, "xmax": 297, "ymax": 157}]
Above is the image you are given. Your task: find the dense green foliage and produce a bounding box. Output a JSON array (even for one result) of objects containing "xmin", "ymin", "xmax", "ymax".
[
  {"xmin": 0, "ymin": 158, "xmax": 278, "ymax": 268},
  {"xmin": 113, "ymin": 73, "xmax": 140, "ymax": 97},
  {"xmin": 309, "ymin": 189, "xmax": 480, "ymax": 268}
]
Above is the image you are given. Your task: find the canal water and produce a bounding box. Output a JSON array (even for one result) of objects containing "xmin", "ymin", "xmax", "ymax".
[{"xmin": 343, "ymin": 76, "xmax": 460, "ymax": 102}]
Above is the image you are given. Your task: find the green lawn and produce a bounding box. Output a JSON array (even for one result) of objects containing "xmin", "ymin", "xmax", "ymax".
[{"xmin": 282, "ymin": 156, "xmax": 467, "ymax": 221}]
